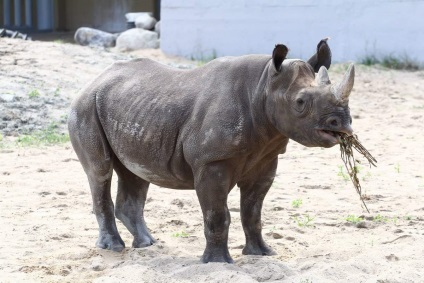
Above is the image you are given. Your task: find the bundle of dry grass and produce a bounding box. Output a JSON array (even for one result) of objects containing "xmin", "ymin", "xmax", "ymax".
[{"xmin": 339, "ymin": 134, "xmax": 377, "ymax": 213}]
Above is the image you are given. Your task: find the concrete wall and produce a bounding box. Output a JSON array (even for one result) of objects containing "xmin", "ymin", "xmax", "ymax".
[{"xmin": 161, "ymin": 0, "xmax": 423, "ymax": 63}]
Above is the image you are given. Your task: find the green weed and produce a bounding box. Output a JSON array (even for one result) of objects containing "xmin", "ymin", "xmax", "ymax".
[
  {"xmin": 28, "ymin": 89, "xmax": 40, "ymax": 98},
  {"xmin": 362, "ymin": 171, "xmax": 372, "ymax": 181},
  {"xmin": 292, "ymin": 199, "xmax": 303, "ymax": 208},
  {"xmin": 373, "ymin": 214, "xmax": 389, "ymax": 223},
  {"xmin": 359, "ymin": 54, "xmax": 421, "ymax": 70},
  {"xmin": 337, "ymin": 165, "xmax": 350, "ymax": 181},
  {"xmin": 54, "ymin": 87, "xmax": 61, "ymax": 97},
  {"xmin": 193, "ymin": 50, "xmax": 218, "ymax": 66},
  {"xmin": 361, "ymin": 55, "xmax": 380, "ymax": 66},
  {"xmin": 16, "ymin": 122, "xmax": 69, "ymax": 147},
  {"xmin": 294, "ymin": 214, "xmax": 315, "ymax": 227},
  {"xmin": 394, "ymin": 163, "xmax": 400, "ymax": 173},
  {"xmin": 345, "ymin": 215, "xmax": 364, "ymax": 224},
  {"xmin": 172, "ymin": 231, "xmax": 190, "ymax": 238}
]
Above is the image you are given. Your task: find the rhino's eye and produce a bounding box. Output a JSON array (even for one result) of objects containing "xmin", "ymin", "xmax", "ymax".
[
  {"xmin": 296, "ymin": 98, "xmax": 305, "ymax": 106},
  {"xmin": 294, "ymin": 97, "xmax": 308, "ymax": 113}
]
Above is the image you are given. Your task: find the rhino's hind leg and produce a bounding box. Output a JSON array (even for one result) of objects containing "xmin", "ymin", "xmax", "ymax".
[
  {"xmin": 113, "ymin": 159, "xmax": 156, "ymax": 248},
  {"xmin": 89, "ymin": 175, "xmax": 125, "ymax": 252},
  {"xmin": 238, "ymin": 158, "xmax": 278, "ymax": 256},
  {"xmin": 68, "ymin": 108, "xmax": 124, "ymax": 252}
]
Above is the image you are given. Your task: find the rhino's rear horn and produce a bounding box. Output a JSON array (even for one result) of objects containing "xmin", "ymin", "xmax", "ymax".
[
  {"xmin": 307, "ymin": 38, "xmax": 332, "ymax": 72},
  {"xmin": 333, "ymin": 64, "xmax": 355, "ymax": 103},
  {"xmin": 272, "ymin": 44, "xmax": 289, "ymax": 71},
  {"xmin": 316, "ymin": 66, "xmax": 331, "ymax": 85}
]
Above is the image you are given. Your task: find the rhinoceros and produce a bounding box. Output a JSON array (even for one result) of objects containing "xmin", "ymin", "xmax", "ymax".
[{"xmin": 68, "ymin": 39, "xmax": 355, "ymax": 263}]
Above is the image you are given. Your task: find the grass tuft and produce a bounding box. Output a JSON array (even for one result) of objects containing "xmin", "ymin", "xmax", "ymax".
[
  {"xmin": 346, "ymin": 215, "xmax": 364, "ymax": 224},
  {"xmin": 291, "ymin": 199, "xmax": 303, "ymax": 208},
  {"xmin": 28, "ymin": 89, "xmax": 40, "ymax": 98},
  {"xmin": 172, "ymin": 231, "xmax": 190, "ymax": 238},
  {"xmin": 359, "ymin": 54, "xmax": 421, "ymax": 70},
  {"xmin": 16, "ymin": 122, "xmax": 69, "ymax": 147}
]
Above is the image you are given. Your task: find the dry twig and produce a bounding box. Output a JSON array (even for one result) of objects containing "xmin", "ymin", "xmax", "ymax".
[{"xmin": 339, "ymin": 134, "xmax": 377, "ymax": 213}]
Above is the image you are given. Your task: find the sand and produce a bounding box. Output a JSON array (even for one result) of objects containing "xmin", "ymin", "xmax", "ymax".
[{"xmin": 0, "ymin": 38, "xmax": 423, "ymax": 283}]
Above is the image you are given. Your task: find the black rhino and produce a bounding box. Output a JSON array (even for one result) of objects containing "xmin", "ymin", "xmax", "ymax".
[{"xmin": 68, "ymin": 39, "xmax": 354, "ymax": 263}]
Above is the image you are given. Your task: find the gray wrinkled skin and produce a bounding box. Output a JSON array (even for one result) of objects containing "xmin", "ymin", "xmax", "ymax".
[{"xmin": 68, "ymin": 40, "xmax": 355, "ymax": 263}]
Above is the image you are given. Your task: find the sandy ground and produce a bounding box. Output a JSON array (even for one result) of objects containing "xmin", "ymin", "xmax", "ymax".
[{"xmin": 0, "ymin": 38, "xmax": 423, "ymax": 283}]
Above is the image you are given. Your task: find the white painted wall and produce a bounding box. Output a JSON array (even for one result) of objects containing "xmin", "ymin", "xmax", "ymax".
[{"xmin": 161, "ymin": 0, "xmax": 423, "ymax": 63}]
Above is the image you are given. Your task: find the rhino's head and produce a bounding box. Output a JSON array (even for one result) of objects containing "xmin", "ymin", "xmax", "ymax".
[{"xmin": 266, "ymin": 40, "xmax": 354, "ymax": 148}]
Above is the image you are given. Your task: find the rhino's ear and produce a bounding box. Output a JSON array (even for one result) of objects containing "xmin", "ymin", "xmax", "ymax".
[
  {"xmin": 272, "ymin": 44, "xmax": 289, "ymax": 71},
  {"xmin": 307, "ymin": 38, "xmax": 332, "ymax": 72}
]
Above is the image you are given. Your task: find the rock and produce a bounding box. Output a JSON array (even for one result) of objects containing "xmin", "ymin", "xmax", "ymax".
[
  {"xmin": 91, "ymin": 257, "xmax": 106, "ymax": 271},
  {"xmin": 356, "ymin": 221, "xmax": 371, "ymax": 229},
  {"xmin": 0, "ymin": 94, "xmax": 16, "ymax": 103},
  {"xmin": 155, "ymin": 21, "xmax": 161, "ymax": 36},
  {"xmin": 126, "ymin": 13, "xmax": 157, "ymax": 30},
  {"xmin": 272, "ymin": 232, "xmax": 283, "ymax": 239},
  {"xmin": 116, "ymin": 28, "xmax": 159, "ymax": 51},
  {"xmin": 74, "ymin": 27, "xmax": 117, "ymax": 48},
  {"xmin": 135, "ymin": 14, "xmax": 157, "ymax": 30}
]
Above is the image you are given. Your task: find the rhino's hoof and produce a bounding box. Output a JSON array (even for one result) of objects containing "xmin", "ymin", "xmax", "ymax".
[
  {"xmin": 242, "ymin": 243, "xmax": 276, "ymax": 256},
  {"xmin": 132, "ymin": 237, "xmax": 156, "ymax": 248},
  {"xmin": 96, "ymin": 234, "xmax": 125, "ymax": 252},
  {"xmin": 201, "ymin": 250, "xmax": 234, "ymax": 263}
]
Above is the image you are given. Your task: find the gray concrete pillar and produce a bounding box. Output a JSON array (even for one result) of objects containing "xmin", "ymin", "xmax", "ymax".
[
  {"xmin": 4, "ymin": 0, "xmax": 11, "ymax": 26},
  {"xmin": 25, "ymin": 0, "xmax": 32, "ymax": 27},
  {"xmin": 14, "ymin": 0, "xmax": 22, "ymax": 26},
  {"xmin": 37, "ymin": 0, "xmax": 53, "ymax": 30}
]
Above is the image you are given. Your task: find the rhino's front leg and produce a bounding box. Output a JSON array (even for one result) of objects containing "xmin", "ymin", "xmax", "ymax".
[
  {"xmin": 239, "ymin": 158, "xmax": 277, "ymax": 256},
  {"xmin": 195, "ymin": 162, "xmax": 233, "ymax": 263}
]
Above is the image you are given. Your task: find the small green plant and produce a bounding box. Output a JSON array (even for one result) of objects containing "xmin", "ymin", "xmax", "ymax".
[
  {"xmin": 391, "ymin": 217, "xmax": 399, "ymax": 225},
  {"xmin": 373, "ymin": 214, "xmax": 389, "ymax": 223},
  {"xmin": 381, "ymin": 55, "xmax": 420, "ymax": 70},
  {"xmin": 54, "ymin": 87, "xmax": 61, "ymax": 97},
  {"xmin": 360, "ymin": 55, "xmax": 380, "ymax": 66},
  {"xmin": 337, "ymin": 165, "xmax": 350, "ymax": 181},
  {"xmin": 53, "ymin": 39, "xmax": 65, "ymax": 44},
  {"xmin": 28, "ymin": 89, "xmax": 40, "ymax": 98},
  {"xmin": 359, "ymin": 54, "xmax": 421, "ymax": 70},
  {"xmin": 362, "ymin": 171, "xmax": 372, "ymax": 181},
  {"xmin": 172, "ymin": 231, "xmax": 190, "ymax": 238},
  {"xmin": 193, "ymin": 50, "xmax": 218, "ymax": 66},
  {"xmin": 292, "ymin": 199, "xmax": 303, "ymax": 208},
  {"xmin": 16, "ymin": 122, "xmax": 69, "ymax": 147},
  {"xmin": 269, "ymin": 226, "xmax": 276, "ymax": 233},
  {"xmin": 294, "ymin": 214, "xmax": 315, "ymax": 227},
  {"xmin": 271, "ymin": 181, "xmax": 281, "ymax": 188},
  {"xmin": 394, "ymin": 163, "xmax": 400, "ymax": 173},
  {"xmin": 404, "ymin": 215, "xmax": 413, "ymax": 221},
  {"xmin": 345, "ymin": 215, "xmax": 364, "ymax": 224}
]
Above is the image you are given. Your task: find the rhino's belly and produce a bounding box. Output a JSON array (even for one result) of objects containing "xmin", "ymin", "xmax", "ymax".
[{"xmin": 119, "ymin": 158, "xmax": 194, "ymax": 190}]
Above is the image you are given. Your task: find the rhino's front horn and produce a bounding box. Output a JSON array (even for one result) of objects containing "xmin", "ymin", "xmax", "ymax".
[
  {"xmin": 333, "ymin": 64, "xmax": 355, "ymax": 103},
  {"xmin": 316, "ymin": 66, "xmax": 331, "ymax": 85}
]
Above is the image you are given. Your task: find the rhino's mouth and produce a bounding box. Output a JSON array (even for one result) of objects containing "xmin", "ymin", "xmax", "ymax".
[{"xmin": 317, "ymin": 129, "xmax": 341, "ymax": 144}]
